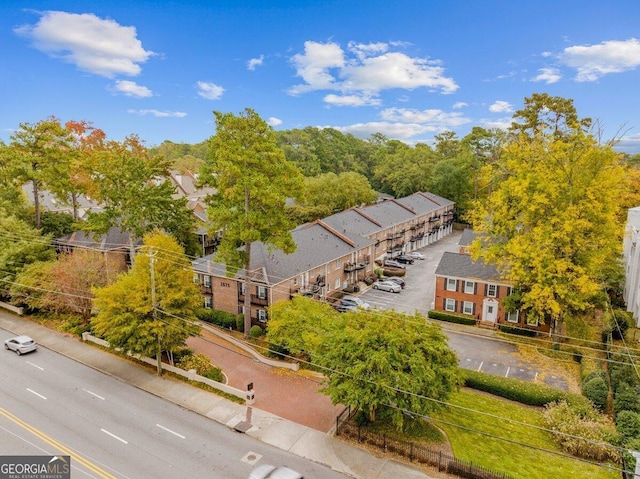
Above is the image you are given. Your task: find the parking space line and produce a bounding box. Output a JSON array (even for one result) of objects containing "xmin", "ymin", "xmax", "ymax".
[{"xmin": 477, "ymin": 361, "xmax": 483, "ymax": 372}]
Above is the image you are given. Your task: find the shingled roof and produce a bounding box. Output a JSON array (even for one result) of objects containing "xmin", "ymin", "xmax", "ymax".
[{"xmin": 435, "ymin": 251, "xmax": 503, "ymax": 282}]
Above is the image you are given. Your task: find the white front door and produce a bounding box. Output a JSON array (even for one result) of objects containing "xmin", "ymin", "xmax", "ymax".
[{"xmin": 482, "ymin": 298, "xmax": 498, "ymax": 323}]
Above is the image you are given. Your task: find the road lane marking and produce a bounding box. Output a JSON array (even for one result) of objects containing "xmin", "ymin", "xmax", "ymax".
[
  {"xmin": 83, "ymin": 389, "xmax": 105, "ymax": 400},
  {"xmin": 27, "ymin": 388, "xmax": 46, "ymax": 400},
  {"xmin": 477, "ymin": 361, "xmax": 483, "ymax": 372},
  {"xmin": 101, "ymin": 428, "xmax": 128, "ymax": 444},
  {"xmin": 505, "ymin": 366, "xmax": 510, "ymax": 378},
  {"xmin": 0, "ymin": 407, "xmax": 117, "ymax": 478},
  {"xmin": 26, "ymin": 361, "xmax": 44, "ymax": 371},
  {"xmin": 156, "ymin": 424, "xmax": 185, "ymax": 439}
]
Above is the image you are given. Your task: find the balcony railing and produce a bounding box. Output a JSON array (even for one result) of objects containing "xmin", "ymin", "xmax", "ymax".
[{"xmin": 344, "ymin": 262, "xmax": 366, "ymax": 272}]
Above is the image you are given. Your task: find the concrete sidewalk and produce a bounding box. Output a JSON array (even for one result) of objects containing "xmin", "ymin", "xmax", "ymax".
[{"xmin": 0, "ymin": 312, "xmax": 433, "ymax": 479}]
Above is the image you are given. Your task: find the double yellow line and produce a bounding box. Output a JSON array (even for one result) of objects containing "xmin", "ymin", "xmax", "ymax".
[{"xmin": 0, "ymin": 406, "xmax": 117, "ymax": 478}]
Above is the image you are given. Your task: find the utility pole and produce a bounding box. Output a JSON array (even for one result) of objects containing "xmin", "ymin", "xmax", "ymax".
[{"xmin": 149, "ymin": 246, "xmax": 162, "ymax": 376}]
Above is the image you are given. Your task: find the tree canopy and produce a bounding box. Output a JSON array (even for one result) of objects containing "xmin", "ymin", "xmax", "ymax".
[
  {"xmin": 82, "ymin": 135, "xmax": 195, "ymax": 258},
  {"xmin": 91, "ymin": 231, "xmax": 202, "ymax": 374},
  {"xmin": 199, "ymin": 108, "xmax": 305, "ymax": 337},
  {"xmin": 469, "ymin": 94, "xmax": 629, "ymax": 334},
  {"xmin": 317, "ymin": 310, "xmax": 462, "ymax": 431}
]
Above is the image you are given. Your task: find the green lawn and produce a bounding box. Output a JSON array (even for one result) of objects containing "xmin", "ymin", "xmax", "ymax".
[{"xmin": 431, "ymin": 390, "xmax": 620, "ymax": 479}]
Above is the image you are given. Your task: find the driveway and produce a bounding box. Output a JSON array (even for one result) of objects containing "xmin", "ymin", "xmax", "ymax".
[{"xmin": 359, "ymin": 230, "xmax": 571, "ymax": 391}]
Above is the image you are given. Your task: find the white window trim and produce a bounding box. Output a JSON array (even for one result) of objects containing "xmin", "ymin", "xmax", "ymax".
[
  {"xmin": 257, "ymin": 309, "xmax": 267, "ymax": 322},
  {"xmin": 487, "ymin": 283, "xmax": 497, "ymax": 298},
  {"xmin": 507, "ymin": 310, "xmax": 519, "ymax": 323},
  {"xmin": 446, "ymin": 278, "xmax": 457, "ymax": 291},
  {"xmin": 464, "ymin": 281, "xmax": 475, "ymax": 294},
  {"xmin": 204, "ymin": 297, "xmax": 212, "ymax": 309},
  {"xmin": 462, "ymin": 301, "xmax": 474, "ymax": 315},
  {"xmin": 203, "ymin": 276, "xmax": 211, "ymax": 287},
  {"xmin": 257, "ymin": 285, "xmax": 267, "ymax": 299},
  {"xmin": 444, "ymin": 298, "xmax": 456, "ymax": 312}
]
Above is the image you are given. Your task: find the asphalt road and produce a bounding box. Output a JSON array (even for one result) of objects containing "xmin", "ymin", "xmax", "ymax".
[
  {"xmin": 360, "ymin": 230, "xmax": 570, "ymax": 390},
  {"xmin": 0, "ymin": 329, "xmax": 349, "ymax": 479}
]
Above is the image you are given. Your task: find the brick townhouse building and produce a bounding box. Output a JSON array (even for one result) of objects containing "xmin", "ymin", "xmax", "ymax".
[
  {"xmin": 433, "ymin": 230, "xmax": 549, "ymax": 332},
  {"xmin": 192, "ymin": 191, "xmax": 455, "ymax": 326}
]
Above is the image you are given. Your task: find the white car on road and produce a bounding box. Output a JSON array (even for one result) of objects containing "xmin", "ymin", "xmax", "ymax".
[{"xmin": 4, "ymin": 335, "xmax": 38, "ymax": 355}]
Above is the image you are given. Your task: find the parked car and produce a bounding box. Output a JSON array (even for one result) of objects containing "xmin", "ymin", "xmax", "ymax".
[
  {"xmin": 249, "ymin": 464, "xmax": 303, "ymax": 479},
  {"xmin": 334, "ymin": 303, "xmax": 358, "ymax": 313},
  {"xmin": 373, "ymin": 280, "xmax": 401, "ymax": 293},
  {"xmin": 383, "ymin": 259, "xmax": 406, "ymax": 269},
  {"xmin": 395, "ymin": 255, "xmax": 415, "ymax": 265},
  {"xmin": 341, "ymin": 296, "xmax": 371, "ymax": 310},
  {"xmin": 407, "ymin": 251, "xmax": 425, "ymax": 260},
  {"xmin": 385, "ymin": 276, "xmax": 406, "ymax": 289},
  {"xmin": 4, "ymin": 335, "xmax": 37, "ymax": 355}
]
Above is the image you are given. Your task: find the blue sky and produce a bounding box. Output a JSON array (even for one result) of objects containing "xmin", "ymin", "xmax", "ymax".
[{"xmin": 2, "ymin": 1, "xmax": 640, "ymax": 153}]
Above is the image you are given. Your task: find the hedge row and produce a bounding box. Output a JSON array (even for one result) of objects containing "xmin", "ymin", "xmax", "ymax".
[
  {"xmin": 428, "ymin": 310, "xmax": 476, "ymax": 326},
  {"xmin": 498, "ymin": 325, "xmax": 538, "ymax": 337},
  {"xmin": 462, "ymin": 369, "xmax": 581, "ymax": 407},
  {"xmin": 196, "ymin": 308, "xmax": 243, "ymax": 330}
]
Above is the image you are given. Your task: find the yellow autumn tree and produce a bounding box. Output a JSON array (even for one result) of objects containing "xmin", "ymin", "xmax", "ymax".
[{"xmin": 468, "ymin": 94, "xmax": 630, "ymax": 335}]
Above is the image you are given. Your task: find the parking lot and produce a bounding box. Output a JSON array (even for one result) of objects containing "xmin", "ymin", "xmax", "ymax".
[{"xmin": 358, "ymin": 229, "xmax": 571, "ymax": 391}]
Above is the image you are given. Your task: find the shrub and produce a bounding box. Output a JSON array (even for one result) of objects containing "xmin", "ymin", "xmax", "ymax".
[
  {"xmin": 249, "ymin": 325, "xmax": 264, "ymax": 338},
  {"xmin": 202, "ymin": 367, "xmax": 223, "ymax": 382},
  {"xmin": 428, "ymin": 310, "xmax": 476, "ymax": 326},
  {"xmin": 614, "ymin": 383, "xmax": 640, "ymax": 415},
  {"xmin": 543, "ymin": 400, "xmax": 620, "ymax": 462},
  {"xmin": 196, "ymin": 308, "xmax": 239, "ymax": 330},
  {"xmin": 463, "ymin": 369, "xmax": 570, "ymax": 406},
  {"xmin": 616, "ymin": 410, "xmax": 640, "ymax": 441},
  {"xmin": 236, "ymin": 315, "xmax": 245, "ymax": 333},
  {"xmin": 622, "ymin": 438, "xmax": 640, "ymax": 479},
  {"xmin": 581, "ymin": 376, "xmax": 609, "ymax": 411},
  {"xmin": 498, "ymin": 324, "xmax": 538, "ymax": 337},
  {"xmin": 610, "ymin": 360, "xmax": 640, "ymax": 394},
  {"xmin": 177, "ymin": 353, "xmax": 213, "ymax": 375}
]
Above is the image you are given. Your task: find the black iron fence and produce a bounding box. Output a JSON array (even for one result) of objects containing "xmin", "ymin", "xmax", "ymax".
[{"xmin": 336, "ymin": 407, "xmax": 517, "ymax": 479}]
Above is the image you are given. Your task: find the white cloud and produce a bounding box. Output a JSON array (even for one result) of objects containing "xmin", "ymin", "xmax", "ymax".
[
  {"xmin": 247, "ymin": 55, "xmax": 264, "ymax": 71},
  {"xmin": 14, "ymin": 11, "xmax": 154, "ymax": 78},
  {"xmin": 331, "ymin": 121, "xmax": 439, "ymax": 140},
  {"xmin": 288, "ymin": 40, "xmax": 458, "ymax": 101},
  {"xmin": 267, "ymin": 117, "xmax": 282, "ymax": 126},
  {"xmin": 532, "ymin": 67, "xmax": 562, "ymax": 84},
  {"xmin": 196, "ymin": 81, "xmax": 225, "ymax": 100},
  {"xmin": 128, "ymin": 109, "xmax": 186, "ymax": 118},
  {"xmin": 380, "ymin": 107, "xmax": 471, "ymax": 128},
  {"xmin": 112, "ymin": 80, "xmax": 152, "ymax": 98},
  {"xmin": 323, "ymin": 94, "xmax": 381, "ymax": 107},
  {"xmin": 560, "ymin": 38, "xmax": 640, "ymax": 81},
  {"xmin": 347, "ymin": 41, "xmax": 389, "ymax": 60},
  {"xmin": 452, "ymin": 102, "xmax": 468, "ymax": 109},
  {"xmin": 481, "ymin": 118, "xmax": 512, "ymax": 130},
  {"xmin": 289, "ymin": 41, "xmax": 345, "ymax": 94},
  {"xmin": 488, "ymin": 101, "xmax": 513, "ymax": 113}
]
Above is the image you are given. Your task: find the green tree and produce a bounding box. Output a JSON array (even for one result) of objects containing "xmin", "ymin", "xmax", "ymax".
[
  {"xmin": 469, "ymin": 95, "xmax": 629, "ymax": 335},
  {"xmin": 0, "ymin": 214, "xmax": 54, "ymax": 298},
  {"xmin": 91, "ymin": 231, "xmax": 202, "ymax": 375},
  {"xmin": 317, "ymin": 310, "xmax": 462, "ymax": 431},
  {"xmin": 266, "ymin": 296, "xmax": 342, "ymax": 360},
  {"xmin": 301, "ymin": 171, "xmax": 378, "ymax": 217},
  {"xmin": 6, "ymin": 117, "xmax": 73, "ymax": 229},
  {"xmin": 199, "ymin": 108, "xmax": 305, "ymax": 338},
  {"xmin": 373, "ymin": 141, "xmax": 437, "ymax": 196},
  {"xmin": 83, "ymin": 135, "xmax": 195, "ymax": 259}
]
